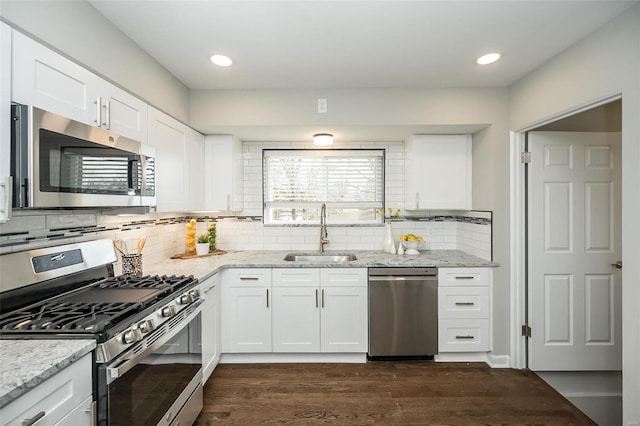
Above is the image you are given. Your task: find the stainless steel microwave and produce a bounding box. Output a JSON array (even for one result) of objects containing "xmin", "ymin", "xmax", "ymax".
[{"xmin": 10, "ymin": 104, "xmax": 156, "ymax": 208}]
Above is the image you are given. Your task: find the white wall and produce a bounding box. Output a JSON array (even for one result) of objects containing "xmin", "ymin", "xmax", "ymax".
[
  {"xmin": 0, "ymin": 0, "xmax": 190, "ymax": 122},
  {"xmin": 190, "ymin": 87, "xmax": 506, "ymax": 130},
  {"xmin": 508, "ymin": 4, "xmax": 640, "ymax": 423}
]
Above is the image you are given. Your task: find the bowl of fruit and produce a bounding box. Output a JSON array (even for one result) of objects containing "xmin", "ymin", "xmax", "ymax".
[{"xmin": 399, "ymin": 234, "xmax": 424, "ymax": 255}]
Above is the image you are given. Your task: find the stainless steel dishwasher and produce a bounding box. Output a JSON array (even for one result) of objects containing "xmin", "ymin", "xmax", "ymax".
[{"xmin": 368, "ymin": 267, "xmax": 438, "ymax": 358}]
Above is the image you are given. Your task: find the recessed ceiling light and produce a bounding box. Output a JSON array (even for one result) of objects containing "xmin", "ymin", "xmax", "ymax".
[
  {"xmin": 476, "ymin": 52, "xmax": 501, "ymax": 65},
  {"xmin": 210, "ymin": 54, "xmax": 233, "ymax": 67}
]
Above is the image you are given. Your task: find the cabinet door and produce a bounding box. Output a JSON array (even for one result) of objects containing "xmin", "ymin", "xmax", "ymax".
[
  {"xmin": 188, "ymin": 130, "xmax": 205, "ymax": 211},
  {"xmin": 272, "ymin": 286, "xmax": 320, "ymax": 352},
  {"xmin": 405, "ymin": 134, "xmax": 472, "ymax": 210},
  {"xmin": 204, "ymin": 135, "xmax": 243, "ymax": 211},
  {"xmin": 147, "ymin": 107, "xmax": 189, "ymax": 212},
  {"xmin": 101, "ymin": 81, "xmax": 147, "ymax": 142},
  {"xmin": 201, "ymin": 274, "xmax": 221, "ymax": 383},
  {"xmin": 320, "ymin": 286, "xmax": 368, "ymax": 352},
  {"xmin": 12, "ymin": 30, "xmax": 99, "ymax": 125},
  {"xmin": 54, "ymin": 395, "xmax": 93, "ymax": 426},
  {"xmin": 0, "ymin": 23, "xmax": 11, "ymax": 222},
  {"xmin": 223, "ymin": 286, "xmax": 272, "ymax": 352}
]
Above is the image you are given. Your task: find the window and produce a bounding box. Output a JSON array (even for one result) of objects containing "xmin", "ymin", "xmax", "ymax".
[{"xmin": 263, "ymin": 149, "xmax": 385, "ymax": 224}]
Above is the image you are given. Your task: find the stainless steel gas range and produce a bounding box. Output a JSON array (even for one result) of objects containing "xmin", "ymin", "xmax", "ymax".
[{"xmin": 0, "ymin": 239, "xmax": 204, "ymax": 426}]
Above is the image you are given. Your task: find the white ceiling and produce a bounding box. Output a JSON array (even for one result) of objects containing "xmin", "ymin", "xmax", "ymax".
[{"xmin": 89, "ymin": 0, "xmax": 637, "ymax": 91}]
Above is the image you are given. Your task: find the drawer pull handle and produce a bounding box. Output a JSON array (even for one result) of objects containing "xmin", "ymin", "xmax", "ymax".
[
  {"xmin": 240, "ymin": 277, "xmax": 259, "ymax": 280},
  {"xmin": 455, "ymin": 302, "xmax": 475, "ymax": 306},
  {"xmin": 455, "ymin": 335, "xmax": 475, "ymax": 340},
  {"xmin": 454, "ymin": 276, "xmax": 475, "ymax": 280},
  {"xmin": 22, "ymin": 411, "xmax": 45, "ymax": 426}
]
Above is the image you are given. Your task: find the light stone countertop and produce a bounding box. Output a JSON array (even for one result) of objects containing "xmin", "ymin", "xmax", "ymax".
[
  {"xmin": 0, "ymin": 339, "xmax": 96, "ymax": 408},
  {"xmin": 143, "ymin": 249, "xmax": 498, "ymax": 282}
]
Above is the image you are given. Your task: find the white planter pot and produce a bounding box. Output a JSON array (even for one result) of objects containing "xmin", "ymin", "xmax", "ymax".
[{"xmin": 196, "ymin": 243, "xmax": 210, "ymax": 256}]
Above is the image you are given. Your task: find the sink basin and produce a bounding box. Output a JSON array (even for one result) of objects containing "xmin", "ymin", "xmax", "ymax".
[{"xmin": 283, "ymin": 253, "xmax": 358, "ymax": 263}]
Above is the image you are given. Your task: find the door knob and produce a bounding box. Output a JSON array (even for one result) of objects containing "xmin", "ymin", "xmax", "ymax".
[{"xmin": 611, "ymin": 260, "xmax": 622, "ymax": 269}]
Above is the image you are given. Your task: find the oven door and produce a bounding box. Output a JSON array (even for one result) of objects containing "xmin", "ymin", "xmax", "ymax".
[{"xmin": 97, "ymin": 302, "xmax": 203, "ymax": 426}]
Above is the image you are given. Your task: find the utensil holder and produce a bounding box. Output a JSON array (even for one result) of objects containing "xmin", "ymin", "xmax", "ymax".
[{"xmin": 122, "ymin": 254, "xmax": 143, "ymax": 276}]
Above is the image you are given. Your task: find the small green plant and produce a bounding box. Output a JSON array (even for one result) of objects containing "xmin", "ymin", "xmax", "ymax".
[
  {"xmin": 197, "ymin": 234, "xmax": 209, "ymax": 244},
  {"xmin": 207, "ymin": 223, "xmax": 216, "ymax": 251}
]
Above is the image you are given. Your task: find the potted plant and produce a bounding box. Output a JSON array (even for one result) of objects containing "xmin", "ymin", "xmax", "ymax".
[{"xmin": 196, "ymin": 234, "xmax": 210, "ymax": 256}]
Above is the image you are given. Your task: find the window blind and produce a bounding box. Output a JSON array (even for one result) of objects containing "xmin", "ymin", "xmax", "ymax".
[{"xmin": 263, "ymin": 149, "xmax": 384, "ymax": 223}]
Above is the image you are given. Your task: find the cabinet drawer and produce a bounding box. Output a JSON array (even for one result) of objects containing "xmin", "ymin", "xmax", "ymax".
[
  {"xmin": 321, "ymin": 268, "xmax": 367, "ymax": 287},
  {"xmin": 438, "ymin": 268, "xmax": 490, "ymax": 286},
  {"xmin": 438, "ymin": 286, "xmax": 489, "ymax": 319},
  {"xmin": 273, "ymin": 268, "xmax": 320, "ymax": 287},
  {"xmin": 224, "ymin": 268, "xmax": 272, "ymax": 287},
  {"xmin": 1, "ymin": 354, "xmax": 92, "ymax": 426},
  {"xmin": 438, "ymin": 319, "xmax": 489, "ymax": 352}
]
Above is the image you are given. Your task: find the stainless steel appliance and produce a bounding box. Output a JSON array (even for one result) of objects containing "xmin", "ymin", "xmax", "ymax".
[
  {"xmin": 368, "ymin": 267, "xmax": 438, "ymax": 358},
  {"xmin": 10, "ymin": 104, "xmax": 156, "ymax": 209},
  {"xmin": 0, "ymin": 239, "xmax": 203, "ymax": 426}
]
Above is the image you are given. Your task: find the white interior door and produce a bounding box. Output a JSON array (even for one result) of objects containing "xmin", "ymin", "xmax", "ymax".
[{"xmin": 528, "ymin": 131, "xmax": 621, "ymax": 371}]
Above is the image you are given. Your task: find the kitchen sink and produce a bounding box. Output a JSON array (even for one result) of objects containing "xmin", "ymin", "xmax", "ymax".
[{"xmin": 283, "ymin": 253, "xmax": 358, "ymax": 263}]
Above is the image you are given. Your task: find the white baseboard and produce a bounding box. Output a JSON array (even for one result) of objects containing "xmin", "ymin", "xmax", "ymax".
[
  {"xmin": 220, "ymin": 352, "xmax": 510, "ymax": 367},
  {"xmin": 487, "ymin": 353, "xmax": 511, "ymax": 368},
  {"xmin": 220, "ymin": 353, "xmax": 367, "ymax": 364}
]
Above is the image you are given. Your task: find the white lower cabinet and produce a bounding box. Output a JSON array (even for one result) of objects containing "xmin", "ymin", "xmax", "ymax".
[
  {"xmin": 272, "ymin": 268, "xmax": 368, "ymax": 353},
  {"xmin": 0, "ymin": 354, "xmax": 93, "ymax": 426},
  {"xmin": 222, "ymin": 269, "xmax": 272, "ymax": 353},
  {"xmin": 201, "ymin": 273, "xmax": 221, "ymax": 382},
  {"xmin": 438, "ymin": 268, "xmax": 491, "ymax": 352},
  {"xmin": 222, "ymin": 268, "xmax": 368, "ymax": 355}
]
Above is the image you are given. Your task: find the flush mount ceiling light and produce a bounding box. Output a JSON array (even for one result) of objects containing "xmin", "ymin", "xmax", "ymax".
[
  {"xmin": 313, "ymin": 133, "xmax": 334, "ymax": 146},
  {"xmin": 210, "ymin": 54, "xmax": 233, "ymax": 67},
  {"xmin": 476, "ymin": 52, "xmax": 501, "ymax": 65}
]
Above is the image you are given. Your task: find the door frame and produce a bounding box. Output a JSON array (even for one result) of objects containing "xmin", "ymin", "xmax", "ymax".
[{"xmin": 508, "ymin": 93, "xmax": 622, "ymax": 369}]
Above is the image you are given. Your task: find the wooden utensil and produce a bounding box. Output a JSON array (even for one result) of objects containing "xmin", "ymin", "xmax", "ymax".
[
  {"xmin": 137, "ymin": 237, "xmax": 147, "ymax": 254},
  {"xmin": 113, "ymin": 240, "xmax": 127, "ymax": 256}
]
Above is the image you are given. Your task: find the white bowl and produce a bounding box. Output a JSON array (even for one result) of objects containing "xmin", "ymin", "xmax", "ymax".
[{"xmin": 400, "ymin": 239, "xmax": 424, "ymax": 254}]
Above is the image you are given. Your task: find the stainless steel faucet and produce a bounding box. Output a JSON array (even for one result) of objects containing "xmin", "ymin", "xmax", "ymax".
[{"xmin": 319, "ymin": 203, "xmax": 329, "ymax": 253}]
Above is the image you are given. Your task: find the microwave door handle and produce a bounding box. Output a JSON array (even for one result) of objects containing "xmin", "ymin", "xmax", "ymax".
[
  {"xmin": 139, "ymin": 156, "xmax": 147, "ymax": 194},
  {"xmin": 127, "ymin": 159, "xmax": 138, "ymax": 195}
]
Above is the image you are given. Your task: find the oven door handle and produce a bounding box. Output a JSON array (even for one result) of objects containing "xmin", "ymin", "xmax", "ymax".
[{"xmin": 105, "ymin": 300, "xmax": 203, "ymax": 384}]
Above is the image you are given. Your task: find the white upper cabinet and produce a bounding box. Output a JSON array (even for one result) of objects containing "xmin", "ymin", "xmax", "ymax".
[
  {"xmin": 147, "ymin": 106, "xmax": 189, "ymax": 212},
  {"xmin": 188, "ymin": 129, "xmax": 206, "ymax": 211},
  {"xmin": 97, "ymin": 80, "xmax": 148, "ymax": 142},
  {"xmin": 204, "ymin": 135, "xmax": 243, "ymax": 212},
  {"xmin": 0, "ymin": 22, "xmax": 12, "ymax": 222},
  {"xmin": 11, "ymin": 30, "xmax": 147, "ymax": 142},
  {"xmin": 404, "ymin": 134, "xmax": 472, "ymax": 210}
]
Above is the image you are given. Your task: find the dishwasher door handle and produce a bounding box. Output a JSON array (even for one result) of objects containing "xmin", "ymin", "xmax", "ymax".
[{"xmin": 369, "ymin": 276, "xmax": 437, "ymax": 282}]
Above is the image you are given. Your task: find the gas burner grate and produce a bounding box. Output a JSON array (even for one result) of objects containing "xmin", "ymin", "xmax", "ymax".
[
  {"xmin": 0, "ymin": 301, "xmax": 142, "ymax": 333},
  {"xmin": 98, "ymin": 274, "xmax": 196, "ymax": 292}
]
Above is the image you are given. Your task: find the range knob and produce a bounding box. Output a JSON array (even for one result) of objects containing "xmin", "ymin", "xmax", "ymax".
[
  {"xmin": 189, "ymin": 289, "xmax": 200, "ymax": 300},
  {"xmin": 161, "ymin": 305, "xmax": 177, "ymax": 318},
  {"xmin": 179, "ymin": 293, "xmax": 193, "ymax": 305},
  {"xmin": 138, "ymin": 319, "xmax": 154, "ymax": 334},
  {"xmin": 122, "ymin": 329, "xmax": 143, "ymax": 344}
]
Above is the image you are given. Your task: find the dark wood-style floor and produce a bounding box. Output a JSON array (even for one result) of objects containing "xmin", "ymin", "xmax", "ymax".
[{"xmin": 194, "ymin": 361, "xmax": 596, "ymax": 425}]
